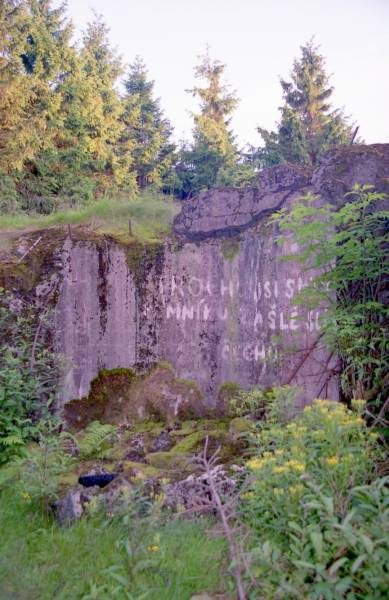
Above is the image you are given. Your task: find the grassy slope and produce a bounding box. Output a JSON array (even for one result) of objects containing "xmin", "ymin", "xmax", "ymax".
[
  {"xmin": 0, "ymin": 192, "xmax": 179, "ymax": 245},
  {"xmin": 0, "ymin": 486, "xmax": 226, "ymax": 600}
]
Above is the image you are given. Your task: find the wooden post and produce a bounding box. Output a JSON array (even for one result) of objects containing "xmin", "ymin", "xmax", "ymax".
[
  {"xmin": 350, "ymin": 126, "xmax": 359, "ymax": 145},
  {"xmin": 128, "ymin": 219, "xmax": 133, "ymax": 237},
  {"xmin": 67, "ymin": 223, "xmax": 72, "ymax": 240}
]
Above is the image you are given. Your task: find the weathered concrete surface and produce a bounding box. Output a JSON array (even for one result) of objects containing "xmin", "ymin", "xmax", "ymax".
[
  {"xmin": 54, "ymin": 239, "xmax": 136, "ymax": 402},
  {"xmin": 46, "ymin": 144, "xmax": 389, "ymax": 408}
]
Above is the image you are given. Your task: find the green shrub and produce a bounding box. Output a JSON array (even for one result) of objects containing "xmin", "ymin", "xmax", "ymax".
[
  {"xmin": 230, "ymin": 384, "xmax": 299, "ymax": 424},
  {"xmin": 16, "ymin": 419, "xmax": 71, "ymax": 511},
  {"xmin": 0, "ymin": 174, "xmax": 19, "ymax": 214},
  {"xmin": 271, "ymin": 184, "xmax": 389, "ymax": 411},
  {"xmin": 0, "ymin": 289, "xmax": 60, "ymax": 464},
  {"xmin": 241, "ymin": 400, "xmax": 387, "ymax": 598},
  {"xmin": 247, "ymin": 476, "xmax": 389, "ymax": 599}
]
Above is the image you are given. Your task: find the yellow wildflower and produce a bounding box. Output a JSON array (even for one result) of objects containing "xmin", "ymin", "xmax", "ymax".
[
  {"xmin": 273, "ymin": 465, "xmax": 288, "ymax": 474},
  {"xmin": 274, "ymin": 448, "xmax": 284, "ymax": 456},
  {"xmin": 241, "ymin": 491, "xmax": 254, "ymax": 500},
  {"xmin": 147, "ymin": 545, "xmax": 160, "ymax": 552},
  {"xmin": 273, "ymin": 488, "xmax": 284, "ymax": 497},
  {"xmin": 21, "ymin": 492, "xmax": 31, "ymax": 502},
  {"xmin": 326, "ymin": 456, "xmax": 339, "ymax": 466},
  {"xmin": 247, "ymin": 458, "xmax": 264, "ymax": 470},
  {"xmin": 289, "ymin": 484, "xmax": 304, "ymax": 495},
  {"xmin": 285, "ymin": 459, "xmax": 305, "ymax": 472},
  {"xmin": 312, "ymin": 431, "xmax": 326, "ymax": 443},
  {"xmin": 352, "ymin": 399, "xmax": 365, "ymax": 411}
]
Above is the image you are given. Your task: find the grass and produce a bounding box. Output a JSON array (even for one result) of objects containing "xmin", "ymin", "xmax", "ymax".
[
  {"xmin": 0, "ymin": 191, "xmax": 179, "ymax": 244},
  {"xmin": 0, "ymin": 484, "xmax": 226, "ymax": 600}
]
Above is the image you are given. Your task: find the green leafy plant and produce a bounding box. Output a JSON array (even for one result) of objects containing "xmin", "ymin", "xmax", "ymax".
[
  {"xmin": 17, "ymin": 418, "xmax": 71, "ymax": 511},
  {"xmin": 230, "ymin": 384, "xmax": 299, "ymax": 424},
  {"xmin": 76, "ymin": 421, "xmax": 118, "ymax": 460},
  {"xmin": 271, "ymin": 184, "xmax": 389, "ymax": 412},
  {"xmin": 0, "ymin": 289, "xmax": 60, "ymax": 464},
  {"xmin": 240, "ymin": 400, "xmax": 386, "ymax": 598},
  {"xmin": 247, "ymin": 475, "xmax": 389, "ymax": 599}
]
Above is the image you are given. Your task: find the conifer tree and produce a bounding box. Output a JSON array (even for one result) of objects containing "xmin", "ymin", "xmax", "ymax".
[
  {"xmin": 258, "ymin": 39, "xmax": 355, "ymax": 167},
  {"xmin": 38, "ymin": 14, "xmax": 129, "ymax": 204},
  {"xmin": 0, "ymin": 0, "xmax": 73, "ymax": 178},
  {"xmin": 77, "ymin": 16, "xmax": 126, "ymax": 190},
  {"xmin": 120, "ymin": 56, "xmax": 175, "ymax": 190},
  {"xmin": 177, "ymin": 51, "xmax": 239, "ymax": 196}
]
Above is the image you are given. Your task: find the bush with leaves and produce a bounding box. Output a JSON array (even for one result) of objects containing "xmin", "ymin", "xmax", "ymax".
[
  {"xmin": 230, "ymin": 384, "xmax": 299, "ymax": 424},
  {"xmin": 0, "ymin": 289, "xmax": 60, "ymax": 463},
  {"xmin": 248, "ymin": 475, "xmax": 389, "ymax": 599},
  {"xmin": 271, "ymin": 184, "xmax": 389, "ymax": 415},
  {"xmin": 16, "ymin": 418, "xmax": 71, "ymax": 512},
  {"xmin": 240, "ymin": 400, "xmax": 387, "ymax": 598}
]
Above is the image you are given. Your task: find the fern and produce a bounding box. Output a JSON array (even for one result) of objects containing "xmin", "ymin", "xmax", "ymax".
[{"xmin": 77, "ymin": 421, "xmax": 118, "ymax": 459}]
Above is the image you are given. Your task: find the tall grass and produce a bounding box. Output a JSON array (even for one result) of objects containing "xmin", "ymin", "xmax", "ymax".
[
  {"xmin": 0, "ymin": 484, "xmax": 225, "ymax": 599},
  {"xmin": 0, "ymin": 192, "xmax": 179, "ymax": 243}
]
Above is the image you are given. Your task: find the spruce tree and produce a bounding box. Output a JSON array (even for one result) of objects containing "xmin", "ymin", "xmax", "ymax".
[
  {"xmin": 120, "ymin": 56, "xmax": 175, "ymax": 190},
  {"xmin": 41, "ymin": 14, "xmax": 129, "ymax": 204},
  {"xmin": 258, "ymin": 39, "xmax": 355, "ymax": 167},
  {"xmin": 0, "ymin": 0, "xmax": 73, "ymax": 180},
  {"xmin": 77, "ymin": 16, "xmax": 125, "ymax": 190},
  {"xmin": 178, "ymin": 51, "xmax": 239, "ymax": 196}
]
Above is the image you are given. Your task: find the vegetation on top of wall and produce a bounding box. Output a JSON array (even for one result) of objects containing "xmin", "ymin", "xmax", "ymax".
[{"xmin": 0, "ymin": 192, "xmax": 179, "ymax": 245}]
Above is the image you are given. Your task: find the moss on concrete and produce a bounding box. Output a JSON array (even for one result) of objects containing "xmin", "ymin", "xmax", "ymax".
[
  {"xmin": 64, "ymin": 368, "xmax": 136, "ymax": 430},
  {"xmin": 220, "ymin": 238, "xmax": 240, "ymax": 261},
  {"xmin": 64, "ymin": 363, "xmax": 207, "ymax": 430}
]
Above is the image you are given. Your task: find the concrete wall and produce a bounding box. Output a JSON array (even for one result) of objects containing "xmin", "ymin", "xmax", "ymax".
[{"xmin": 51, "ymin": 144, "xmax": 389, "ymax": 407}]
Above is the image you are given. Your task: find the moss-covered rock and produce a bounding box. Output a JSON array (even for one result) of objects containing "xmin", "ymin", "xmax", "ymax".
[
  {"xmin": 146, "ymin": 451, "xmax": 193, "ymax": 472},
  {"xmin": 228, "ymin": 417, "xmax": 253, "ymax": 435},
  {"xmin": 128, "ymin": 363, "xmax": 207, "ymax": 422},
  {"xmin": 122, "ymin": 461, "xmax": 161, "ymax": 479},
  {"xmin": 63, "ymin": 363, "xmax": 207, "ymax": 430},
  {"xmin": 64, "ymin": 368, "xmax": 137, "ymax": 430}
]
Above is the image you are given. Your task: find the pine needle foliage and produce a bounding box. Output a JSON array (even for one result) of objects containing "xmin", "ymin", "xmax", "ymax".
[{"xmin": 258, "ymin": 39, "xmax": 355, "ymax": 167}]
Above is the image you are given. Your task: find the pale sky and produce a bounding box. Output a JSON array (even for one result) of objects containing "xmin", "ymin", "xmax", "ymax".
[{"xmin": 61, "ymin": 0, "xmax": 389, "ymax": 147}]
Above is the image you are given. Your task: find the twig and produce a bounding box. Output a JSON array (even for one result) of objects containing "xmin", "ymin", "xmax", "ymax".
[
  {"xmin": 17, "ymin": 236, "xmax": 42, "ymax": 263},
  {"xmin": 29, "ymin": 311, "xmax": 47, "ymax": 372},
  {"xmin": 201, "ymin": 437, "xmax": 247, "ymax": 600},
  {"xmin": 366, "ymin": 397, "xmax": 389, "ymax": 429},
  {"xmin": 286, "ymin": 333, "xmax": 324, "ymax": 385}
]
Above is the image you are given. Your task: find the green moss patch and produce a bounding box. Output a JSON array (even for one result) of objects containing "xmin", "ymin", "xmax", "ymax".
[
  {"xmin": 146, "ymin": 451, "xmax": 194, "ymax": 473},
  {"xmin": 220, "ymin": 238, "xmax": 240, "ymax": 261},
  {"xmin": 64, "ymin": 368, "xmax": 136, "ymax": 430}
]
